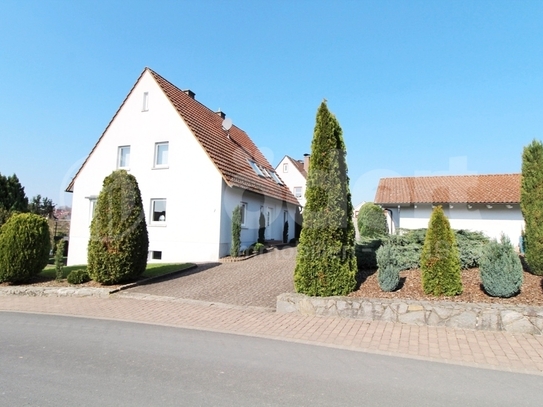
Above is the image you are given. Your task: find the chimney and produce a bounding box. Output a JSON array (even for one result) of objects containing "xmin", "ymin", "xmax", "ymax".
[
  {"xmin": 183, "ymin": 89, "xmax": 195, "ymax": 99},
  {"xmin": 303, "ymin": 153, "xmax": 310, "ymax": 171},
  {"xmin": 216, "ymin": 109, "xmax": 226, "ymax": 119}
]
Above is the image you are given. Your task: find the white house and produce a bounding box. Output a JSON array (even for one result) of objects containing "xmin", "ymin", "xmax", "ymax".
[
  {"xmin": 374, "ymin": 174, "xmax": 524, "ymax": 246},
  {"xmin": 66, "ymin": 68, "xmax": 299, "ymax": 265},
  {"xmin": 275, "ymin": 154, "xmax": 309, "ymax": 208}
]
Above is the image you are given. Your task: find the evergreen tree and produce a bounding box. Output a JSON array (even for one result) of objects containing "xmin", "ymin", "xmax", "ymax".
[
  {"xmin": 294, "ymin": 101, "xmax": 357, "ymax": 296},
  {"xmin": 28, "ymin": 195, "xmax": 55, "ymax": 218},
  {"xmin": 258, "ymin": 212, "xmax": 266, "ymax": 244},
  {"xmin": 231, "ymin": 205, "xmax": 242, "ymax": 257},
  {"xmin": 357, "ymin": 202, "xmax": 388, "ymax": 238},
  {"xmin": 87, "ymin": 170, "xmax": 149, "ymax": 284},
  {"xmin": 520, "ymin": 139, "xmax": 543, "ymax": 275},
  {"xmin": 421, "ymin": 206, "xmax": 462, "ymax": 296},
  {"xmin": 0, "ymin": 173, "xmax": 28, "ymax": 212}
]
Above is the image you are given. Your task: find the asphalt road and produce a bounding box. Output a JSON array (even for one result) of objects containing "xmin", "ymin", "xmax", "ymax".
[{"xmin": 1, "ymin": 312, "xmax": 541, "ymax": 407}]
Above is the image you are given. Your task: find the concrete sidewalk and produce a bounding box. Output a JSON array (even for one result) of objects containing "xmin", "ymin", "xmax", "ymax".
[{"xmin": 1, "ymin": 294, "xmax": 543, "ymax": 376}]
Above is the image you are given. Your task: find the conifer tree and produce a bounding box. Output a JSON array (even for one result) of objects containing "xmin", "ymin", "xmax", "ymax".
[
  {"xmin": 520, "ymin": 139, "xmax": 543, "ymax": 275},
  {"xmin": 231, "ymin": 205, "xmax": 241, "ymax": 257},
  {"xmin": 421, "ymin": 205, "xmax": 462, "ymax": 296},
  {"xmin": 87, "ymin": 170, "xmax": 149, "ymax": 284},
  {"xmin": 294, "ymin": 101, "xmax": 357, "ymax": 296}
]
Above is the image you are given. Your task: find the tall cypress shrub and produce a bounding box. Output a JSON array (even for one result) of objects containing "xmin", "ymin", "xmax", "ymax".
[
  {"xmin": 0, "ymin": 213, "xmax": 50, "ymax": 284},
  {"xmin": 231, "ymin": 205, "xmax": 241, "ymax": 257},
  {"xmin": 421, "ymin": 206, "xmax": 462, "ymax": 296},
  {"xmin": 87, "ymin": 170, "xmax": 149, "ymax": 284},
  {"xmin": 294, "ymin": 101, "xmax": 357, "ymax": 296},
  {"xmin": 520, "ymin": 139, "xmax": 543, "ymax": 275}
]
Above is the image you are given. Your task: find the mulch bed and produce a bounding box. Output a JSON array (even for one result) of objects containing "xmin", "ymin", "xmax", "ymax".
[{"xmin": 349, "ymin": 268, "xmax": 543, "ymax": 307}]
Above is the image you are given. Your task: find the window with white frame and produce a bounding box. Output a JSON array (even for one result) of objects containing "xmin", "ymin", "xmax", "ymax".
[
  {"xmin": 283, "ymin": 163, "xmax": 288, "ymax": 172},
  {"xmin": 142, "ymin": 92, "xmax": 149, "ymax": 111},
  {"xmin": 151, "ymin": 199, "xmax": 167, "ymax": 223},
  {"xmin": 89, "ymin": 197, "xmax": 97, "ymax": 221},
  {"xmin": 240, "ymin": 202, "xmax": 247, "ymax": 227},
  {"xmin": 154, "ymin": 142, "xmax": 169, "ymax": 167},
  {"xmin": 294, "ymin": 187, "xmax": 302, "ymax": 198},
  {"xmin": 117, "ymin": 146, "xmax": 130, "ymax": 169}
]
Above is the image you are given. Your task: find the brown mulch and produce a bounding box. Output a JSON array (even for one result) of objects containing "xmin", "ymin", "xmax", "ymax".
[
  {"xmin": 349, "ymin": 268, "xmax": 543, "ymax": 307},
  {"xmin": 0, "ymin": 274, "xmax": 124, "ymax": 290}
]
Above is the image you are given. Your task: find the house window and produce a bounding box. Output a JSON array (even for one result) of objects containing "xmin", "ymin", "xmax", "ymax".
[
  {"xmin": 294, "ymin": 187, "xmax": 302, "ymax": 198},
  {"xmin": 151, "ymin": 251, "xmax": 162, "ymax": 260},
  {"xmin": 154, "ymin": 142, "xmax": 169, "ymax": 167},
  {"xmin": 118, "ymin": 146, "xmax": 130, "ymax": 169},
  {"xmin": 283, "ymin": 163, "xmax": 288, "ymax": 172},
  {"xmin": 142, "ymin": 92, "xmax": 149, "ymax": 112},
  {"xmin": 240, "ymin": 202, "xmax": 247, "ymax": 227},
  {"xmin": 151, "ymin": 199, "xmax": 167, "ymax": 223},
  {"xmin": 270, "ymin": 171, "xmax": 283, "ymax": 185},
  {"xmin": 89, "ymin": 197, "xmax": 97, "ymax": 221}
]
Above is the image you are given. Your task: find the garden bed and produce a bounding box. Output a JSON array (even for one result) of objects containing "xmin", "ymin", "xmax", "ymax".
[{"xmin": 349, "ymin": 267, "xmax": 543, "ymax": 306}]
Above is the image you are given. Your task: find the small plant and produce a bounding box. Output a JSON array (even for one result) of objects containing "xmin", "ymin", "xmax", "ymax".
[
  {"xmin": 479, "ymin": 235, "xmax": 523, "ymax": 298},
  {"xmin": 258, "ymin": 212, "xmax": 266, "ymax": 244},
  {"xmin": 67, "ymin": 269, "xmax": 91, "ymax": 285},
  {"xmin": 254, "ymin": 242, "xmax": 265, "ymax": 254},
  {"xmin": 54, "ymin": 239, "xmax": 65, "ymax": 281},
  {"xmin": 376, "ymin": 243, "xmax": 400, "ymax": 291},
  {"xmin": 231, "ymin": 205, "xmax": 242, "ymax": 257}
]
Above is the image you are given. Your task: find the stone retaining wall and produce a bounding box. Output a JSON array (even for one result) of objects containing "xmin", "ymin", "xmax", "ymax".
[
  {"xmin": 277, "ymin": 293, "xmax": 543, "ymax": 335},
  {"xmin": 0, "ymin": 287, "xmax": 111, "ymax": 298}
]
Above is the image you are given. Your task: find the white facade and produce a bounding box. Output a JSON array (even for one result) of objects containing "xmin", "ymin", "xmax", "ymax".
[
  {"xmin": 384, "ymin": 204, "xmax": 524, "ymax": 247},
  {"xmin": 67, "ymin": 70, "xmax": 297, "ymax": 265},
  {"xmin": 276, "ymin": 156, "xmax": 307, "ymax": 207}
]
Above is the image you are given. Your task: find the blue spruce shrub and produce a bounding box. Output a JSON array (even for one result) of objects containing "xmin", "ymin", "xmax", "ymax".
[
  {"xmin": 479, "ymin": 234, "xmax": 523, "ymax": 298},
  {"xmin": 376, "ymin": 243, "xmax": 400, "ymax": 292}
]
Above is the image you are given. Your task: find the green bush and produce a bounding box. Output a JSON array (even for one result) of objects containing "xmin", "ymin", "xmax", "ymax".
[
  {"xmin": 479, "ymin": 235, "xmax": 523, "ymax": 298},
  {"xmin": 231, "ymin": 206, "xmax": 242, "ymax": 257},
  {"xmin": 455, "ymin": 230, "xmax": 489, "ymax": 269},
  {"xmin": 67, "ymin": 269, "xmax": 91, "ymax": 285},
  {"xmin": 357, "ymin": 202, "xmax": 388, "ymax": 238},
  {"xmin": 87, "ymin": 170, "xmax": 149, "ymax": 284},
  {"xmin": 521, "ymin": 139, "xmax": 543, "ymax": 275},
  {"xmin": 54, "ymin": 239, "xmax": 65, "ymax": 281},
  {"xmin": 254, "ymin": 242, "xmax": 266, "ymax": 254},
  {"xmin": 376, "ymin": 243, "xmax": 400, "ymax": 291},
  {"xmin": 0, "ymin": 213, "xmax": 50, "ymax": 284},
  {"xmin": 421, "ymin": 206, "xmax": 462, "ymax": 296}
]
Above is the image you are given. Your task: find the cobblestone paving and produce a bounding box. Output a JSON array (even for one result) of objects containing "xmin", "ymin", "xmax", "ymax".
[{"xmin": 121, "ymin": 246, "xmax": 297, "ymax": 309}]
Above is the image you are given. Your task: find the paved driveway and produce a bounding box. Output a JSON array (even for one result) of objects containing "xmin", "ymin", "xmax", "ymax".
[{"xmin": 122, "ymin": 246, "xmax": 297, "ymax": 309}]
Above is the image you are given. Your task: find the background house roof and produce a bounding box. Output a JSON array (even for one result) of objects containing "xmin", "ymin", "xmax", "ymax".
[
  {"xmin": 286, "ymin": 155, "xmax": 308, "ymax": 178},
  {"xmin": 374, "ymin": 174, "xmax": 521, "ymax": 205},
  {"xmin": 68, "ymin": 68, "xmax": 299, "ymax": 206}
]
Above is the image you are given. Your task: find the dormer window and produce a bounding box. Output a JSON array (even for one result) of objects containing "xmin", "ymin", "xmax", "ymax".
[
  {"xmin": 270, "ymin": 171, "xmax": 283, "ymax": 185},
  {"xmin": 142, "ymin": 92, "xmax": 149, "ymax": 112},
  {"xmin": 248, "ymin": 160, "xmax": 264, "ymax": 177}
]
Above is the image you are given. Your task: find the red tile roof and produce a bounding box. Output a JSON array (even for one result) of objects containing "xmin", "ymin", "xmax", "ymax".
[
  {"xmin": 67, "ymin": 68, "xmax": 298, "ymax": 206},
  {"xmin": 374, "ymin": 174, "xmax": 521, "ymax": 205}
]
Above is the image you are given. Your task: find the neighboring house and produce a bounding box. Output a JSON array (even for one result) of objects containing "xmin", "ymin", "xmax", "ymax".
[
  {"xmin": 66, "ymin": 67, "xmax": 299, "ymax": 265},
  {"xmin": 374, "ymin": 174, "xmax": 524, "ymax": 246},
  {"xmin": 275, "ymin": 154, "xmax": 309, "ymax": 208}
]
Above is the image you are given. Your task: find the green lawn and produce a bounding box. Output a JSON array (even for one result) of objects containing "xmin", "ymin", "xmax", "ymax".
[{"xmin": 41, "ymin": 262, "xmax": 195, "ymax": 281}]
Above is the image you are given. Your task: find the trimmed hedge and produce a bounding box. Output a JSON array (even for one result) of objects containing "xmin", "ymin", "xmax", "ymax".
[
  {"xmin": 67, "ymin": 269, "xmax": 91, "ymax": 285},
  {"xmin": 0, "ymin": 213, "xmax": 50, "ymax": 284},
  {"xmin": 87, "ymin": 170, "xmax": 149, "ymax": 284}
]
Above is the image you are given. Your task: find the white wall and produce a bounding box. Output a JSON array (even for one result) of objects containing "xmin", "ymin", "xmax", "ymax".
[
  {"xmin": 385, "ymin": 204, "xmax": 524, "ymax": 247},
  {"xmin": 276, "ymin": 156, "xmax": 307, "ymax": 208},
  {"xmin": 68, "ymin": 70, "xmax": 224, "ymax": 265}
]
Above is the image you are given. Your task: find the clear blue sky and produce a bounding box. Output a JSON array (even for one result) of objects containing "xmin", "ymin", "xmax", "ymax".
[{"xmin": 1, "ymin": 0, "xmax": 542, "ymax": 208}]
